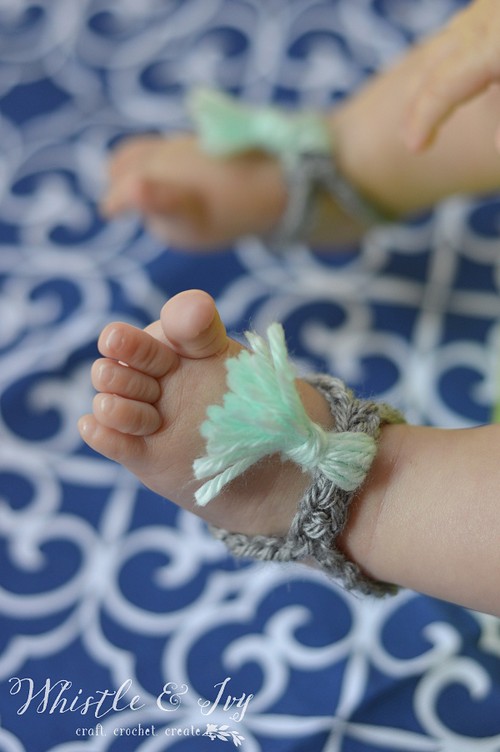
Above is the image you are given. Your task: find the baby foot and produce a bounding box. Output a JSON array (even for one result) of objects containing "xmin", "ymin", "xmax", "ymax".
[
  {"xmin": 78, "ymin": 290, "xmax": 331, "ymax": 537},
  {"xmin": 100, "ymin": 134, "xmax": 286, "ymax": 250}
]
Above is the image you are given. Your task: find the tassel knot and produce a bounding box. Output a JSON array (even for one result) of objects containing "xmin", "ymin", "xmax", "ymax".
[
  {"xmin": 193, "ymin": 323, "xmax": 377, "ymax": 507},
  {"xmin": 287, "ymin": 425, "xmax": 376, "ymax": 491}
]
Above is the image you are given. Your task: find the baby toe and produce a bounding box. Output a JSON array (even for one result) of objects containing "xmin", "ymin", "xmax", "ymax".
[
  {"xmin": 92, "ymin": 359, "xmax": 161, "ymax": 404},
  {"xmin": 92, "ymin": 393, "xmax": 162, "ymax": 436},
  {"xmin": 78, "ymin": 415, "xmax": 147, "ymax": 468},
  {"xmin": 98, "ymin": 322, "xmax": 176, "ymax": 378},
  {"xmin": 160, "ymin": 289, "xmax": 229, "ymax": 359}
]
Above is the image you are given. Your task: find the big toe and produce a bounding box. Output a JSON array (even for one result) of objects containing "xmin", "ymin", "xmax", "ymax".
[{"xmin": 160, "ymin": 289, "xmax": 229, "ymax": 359}]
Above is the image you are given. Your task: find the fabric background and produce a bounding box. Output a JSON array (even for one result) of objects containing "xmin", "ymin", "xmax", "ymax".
[{"xmin": 1, "ymin": 1, "xmax": 500, "ymax": 750}]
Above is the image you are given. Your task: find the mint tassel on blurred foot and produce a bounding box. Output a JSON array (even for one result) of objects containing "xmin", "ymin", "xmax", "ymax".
[{"xmin": 188, "ymin": 87, "xmax": 331, "ymax": 165}]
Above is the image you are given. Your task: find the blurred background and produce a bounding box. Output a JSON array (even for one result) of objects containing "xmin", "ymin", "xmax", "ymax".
[{"xmin": 1, "ymin": 1, "xmax": 500, "ymax": 750}]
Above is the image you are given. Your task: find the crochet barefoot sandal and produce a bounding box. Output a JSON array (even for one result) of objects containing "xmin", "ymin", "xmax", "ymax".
[
  {"xmin": 193, "ymin": 323, "xmax": 404, "ymax": 597},
  {"xmin": 188, "ymin": 87, "xmax": 389, "ymax": 247}
]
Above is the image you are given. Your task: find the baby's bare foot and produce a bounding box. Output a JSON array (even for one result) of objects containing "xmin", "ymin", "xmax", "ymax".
[
  {"xmin": 100, "ymin": 135, "xmax": 286, "ymax": 250},
  {"xmin": 78, "ymin": 290, "xmax": 329, "ymax": 536}
]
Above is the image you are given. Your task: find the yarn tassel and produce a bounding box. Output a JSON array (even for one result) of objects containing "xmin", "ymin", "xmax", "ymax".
[
  {"xmin": 188, "ymin": 87, "xmax": 331, "ymax": 162},
  {"xmin": 193, "ymin": 323, "xmax": 377, "ymax": 506}
]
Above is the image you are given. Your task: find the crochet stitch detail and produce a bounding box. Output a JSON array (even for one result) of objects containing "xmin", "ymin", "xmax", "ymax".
[{"xmin": 210, "ymin": 374, "xmax": 404, "ymax": 597}]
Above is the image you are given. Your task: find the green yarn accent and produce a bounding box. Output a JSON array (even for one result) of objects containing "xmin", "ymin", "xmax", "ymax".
[
  {"xmin": 492, "ymin": 358, "xmax": 500, "ymax": 423},
  {"xmin": 493, "ymin": 402, "xmax": 500, "ymax": 424},
  {"xmin": 188, "ymin": 88, "xmax": 331, "ymax": 164},
  {"xmin": 193, "ymin": 323, "xmax": 377, "ymax": 506}
]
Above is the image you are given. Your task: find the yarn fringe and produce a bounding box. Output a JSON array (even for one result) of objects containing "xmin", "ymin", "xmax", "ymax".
[
  {"xmin": 188, "ymin": 87, "xmax": 331, "ymax": 163},
  {"xmin": 194, "ymin": 323, "xmax": 376, "ymax": 506}
]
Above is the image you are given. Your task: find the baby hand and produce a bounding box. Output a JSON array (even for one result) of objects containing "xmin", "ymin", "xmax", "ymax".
[{"xmin": 403, "ymin": 0, "xmax": 500, "ymax": 152}]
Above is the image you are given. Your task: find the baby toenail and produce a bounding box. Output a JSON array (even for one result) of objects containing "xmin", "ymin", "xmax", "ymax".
[
  {"xmin": 95, "ymin": 361, "xmax": 106, "ymax": 380},
  {"xmin": 99, "ymin": 394, "xmax": 113, "ymax": 412},
  {"xmin": 78, "ymin": 417, "xmax": 94, "ymax": 438},
  {"xmin": 105, "ymin": 328, "xmax": 124, "ymax": 352},
  {"xmin": 97, "ymin": 361, "xmax": 113, "ymax": 386}
]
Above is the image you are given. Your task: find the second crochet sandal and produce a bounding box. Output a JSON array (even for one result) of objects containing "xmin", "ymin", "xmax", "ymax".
[{"xmin": 188, "ymin": 87, "xmax": 389, "ymax": 247}]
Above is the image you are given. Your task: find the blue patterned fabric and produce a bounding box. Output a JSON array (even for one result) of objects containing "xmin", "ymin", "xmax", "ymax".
[{"xmin": 1, "ymin": 2, "xmax": 500, "ymax": 751}]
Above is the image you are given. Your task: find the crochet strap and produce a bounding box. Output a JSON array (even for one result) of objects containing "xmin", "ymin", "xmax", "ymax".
[{"xmin": 210, "ymin": 372, "xmax": 405, "ymax": 597}]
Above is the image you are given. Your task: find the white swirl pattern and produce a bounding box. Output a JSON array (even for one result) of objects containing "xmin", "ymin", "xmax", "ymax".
[{"xmin": 1, "ymin": 1, "xmax": 500, "ymax": 750}]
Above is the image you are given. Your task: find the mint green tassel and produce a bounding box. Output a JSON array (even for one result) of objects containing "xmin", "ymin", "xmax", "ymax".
[
  {"xmin": 493, "ymin": 403, "xmax": 500, "ymax": 423},
  {"xmin": 492, "ymin": 363, "xmax": 500, "ymax": 423},
  {"xmin": 193, "ymin": 323, "xmax": 377, "ymax": 506},
  {"xmin": 188, "ymin": 88, "xmax": 331, "ymax": 164}
]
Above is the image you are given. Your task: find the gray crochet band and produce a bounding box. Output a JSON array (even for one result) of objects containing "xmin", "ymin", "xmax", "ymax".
[
  {"xmin": 210, "ymin": 373, "xmax": 404, "ymax": 597},
  {"xmin": 268, "ymin": 151, "xmax": 390, "ymax": 249}
]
